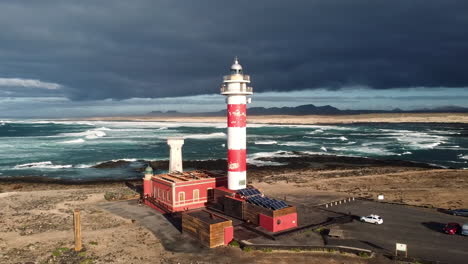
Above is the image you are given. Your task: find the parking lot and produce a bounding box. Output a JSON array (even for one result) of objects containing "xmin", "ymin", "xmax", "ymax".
[{"xmin": 327, "ymin": 200, "xmax": 468, "ymax": 264}]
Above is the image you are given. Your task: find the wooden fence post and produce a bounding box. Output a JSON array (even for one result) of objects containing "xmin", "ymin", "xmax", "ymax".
[{"xmin": 74, "ymin": 209, "xmax": 82, "ymax": 251}]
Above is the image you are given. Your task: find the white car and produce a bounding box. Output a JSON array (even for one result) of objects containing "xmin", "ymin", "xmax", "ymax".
[{"xmin": 360, "ymin": 214, "xmax": 383, "ymax": 224}]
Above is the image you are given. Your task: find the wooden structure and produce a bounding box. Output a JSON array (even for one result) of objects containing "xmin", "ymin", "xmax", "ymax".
[
  {"xmin": 73, "ymin": 209, "xmax": 82, "ymax": 251},
  {"xmin": 182, "ymin": 210, "xmax": 234, "ymax": 248}
]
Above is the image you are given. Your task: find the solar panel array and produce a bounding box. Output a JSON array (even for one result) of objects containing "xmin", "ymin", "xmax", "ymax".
[
  {"xmin": 236, "ymin": 188, "xmax": 289, "ymax": 211},
  {"xmin": 237, "ymin": 188, "xmax": 261, "ymax": 197},
  {"xmin": 247, "ymin": 196, "xmax": 289, "ymax": 210}
]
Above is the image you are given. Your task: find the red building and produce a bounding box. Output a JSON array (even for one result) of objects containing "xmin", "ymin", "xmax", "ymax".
[{"xmin": 143, "ymin": 168, "xmax": 227, "ymax": 213}]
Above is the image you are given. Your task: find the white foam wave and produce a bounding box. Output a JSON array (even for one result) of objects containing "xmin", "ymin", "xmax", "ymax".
[
  {"xmin": 58, "ymin": 129, "xmax": 107, "ymax": 139},
  {"xmin": 184, "ymin": 132, "xmax": 226, "ymax": 139},
  {"xmin": 362, "ymin": 142, "xmax": 388, "ymax": 146},
  {"xmin": 385, "ymin": 131, "xmax": 447, "ymax": 150},
  {"xmin": 254, "ymin": 140, "xmax": 278, "ymax": 145},
  {"xmin": 75, "ymin": 164, "xmax": 93, "ymax": 168},
  {"xmin": 332, "ymin": 146, "xmax": 397, "ymax": 156},
  {"xmin": 14, "ymin": 161, "xmax": 72, "ymax": 169},
  {"xmin": 110, "ymin": 158, "xmax": 137, "ymax": 162},
  {"xmin": 61, "ymin": 139, "xmax": 86, "ymax": 144},
  {"xmin": 460, "ymin": 155, "xmax": 468, "ymax": 160},
  {"xmin": 321, "ymin": 146, "xmax": 328, "ymax": 152},
  {"xmin": 247, "ymin": 151, "xmax": 300, "ymax": 166},
  {"xmin": 307, "ymin": 129, "xmax": 324, "ymax": 134},
  {"xmin": 278, "ymin": 141, "xmax": 317, "ymax": 147}
]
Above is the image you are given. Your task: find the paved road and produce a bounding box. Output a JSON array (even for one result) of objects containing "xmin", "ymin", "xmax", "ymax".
[{"xmin": 326, "ymin": 200, "xmax": 468, "ymax": 264}]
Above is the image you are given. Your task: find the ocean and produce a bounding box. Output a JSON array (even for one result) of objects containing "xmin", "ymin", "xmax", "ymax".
[{"xmin": 0, "ymin": 120, "xmax": 467, "ymax": 181}]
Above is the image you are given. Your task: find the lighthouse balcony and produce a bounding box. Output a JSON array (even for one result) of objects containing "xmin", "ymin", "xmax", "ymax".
[
  {"xmin": 220, "ymin": 86, "xmax": 253, "ymax": 95},
  {"xmin": 223, "ymin": 74, "xmax": 250, "ymax": 83}
]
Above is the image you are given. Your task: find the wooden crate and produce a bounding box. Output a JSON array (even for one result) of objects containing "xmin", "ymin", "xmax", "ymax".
[{"xmin": 182, "ymin": 211, "xmax": 233, "ymax": 248}]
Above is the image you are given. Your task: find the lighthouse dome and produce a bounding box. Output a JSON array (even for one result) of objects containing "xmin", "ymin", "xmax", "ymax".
[
  {"xmin": 144, "ymin": 165, "xmax": 153, "ymax": 174},
  {"xmin": 230, "ymin": 57, "xmax": 243, "ymax": 74}
]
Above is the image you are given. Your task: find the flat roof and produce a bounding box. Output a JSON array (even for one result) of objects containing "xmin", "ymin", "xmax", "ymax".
[
  {"xmin": 186, "ymin": 210, "xmax": 230, "ymax": 225},
  {"xmin": 153, "ymin": 170, "xmax": 225, "ymax": 183}
]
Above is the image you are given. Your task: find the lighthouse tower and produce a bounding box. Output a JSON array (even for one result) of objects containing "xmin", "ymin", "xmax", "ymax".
[{"xmin": 220, "ymin": 57, "xmax": 253, "ymax": 190}]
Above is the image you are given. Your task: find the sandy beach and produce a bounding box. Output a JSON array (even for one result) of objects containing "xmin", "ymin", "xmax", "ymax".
[{"xmin": 83, "ymin": 113, "xmax": 468, "ymax": 124}]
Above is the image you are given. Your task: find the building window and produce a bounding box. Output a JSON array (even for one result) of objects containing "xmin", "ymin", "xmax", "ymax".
[
  {"xmin": 167, "ymin": 191, "xmax": 170, "ymax": 201},
  {"xmin": 193, "ymin": 189, "xmax": 199, "ymax": 201},
  {"xmin": 178, "ymin": 192, "xmax": 185, "ymax": 203},
  {"xmin": 157, "ymin": 188, "xmax": 160, "ymax": 197}
]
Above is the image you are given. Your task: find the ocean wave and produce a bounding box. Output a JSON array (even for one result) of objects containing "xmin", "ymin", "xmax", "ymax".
[
  {"xmin": 247, "ymin": 151, "xmax": 297, "ymax": 166},
  {"xmin": 248, "ymin": 150, "xmax": 299, "ymax": 160},
  {"xmin": 460, "ymin": 155, "xmax": 468, "ymax": 160},
  {"xmin": 278, "ymin": 141, "xmax": 317, "ymax": 147},
  {"xmin": 60, "ymin": 139, "xmax": 86, "ymax": 144},
  {"xmin": 321, "ymin": 146, "xmax": 328, "ymax": 152},
  {"xmin": 58, "ymin": 128, "xmax": 107, "ymax": 139},
  {"xmin": 332, "ymin": 146, "xmax": 397, "ymax": 156},
  {"xmin": 385, "ymin": 131, "xmax": 447, "ymax": 150},
  {"xmin": 184, "ymin": 132, "xmax": 226, "ymax": 139},
  {"xmin": 14, "ymin": 161, "xmax": 73, "ymax": 169},
  {"xmin": 362, "ymin": 142, "xmax": 388, "ymax": 146},
  {"xmin": 307, "ymin": 129, "xmax": 324, "ymax": 134},
  {"xmin": 110, "ymin": 158, "xmax": 138, "ymax": 162},
  {"xmin": 254, "ymin": 140, "xmax": 278, "ymax": 145}
]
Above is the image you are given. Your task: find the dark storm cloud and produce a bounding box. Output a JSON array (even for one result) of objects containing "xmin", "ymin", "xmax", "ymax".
[{"xmin": 0, "ymin": 0, "xmax": 467, "ymax": 100}]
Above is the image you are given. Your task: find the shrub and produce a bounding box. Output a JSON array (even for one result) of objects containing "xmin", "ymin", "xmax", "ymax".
[
  {"xmin": 358, "ymin": 252, "xmax": 370, "ymax": 258},
  {"xmin": 229, "ymin": 240, "xmax": 239, "ymax": 247},
  {"xmin": 243, "ymin": 246, "xmax": 252, "ymax": 252}
]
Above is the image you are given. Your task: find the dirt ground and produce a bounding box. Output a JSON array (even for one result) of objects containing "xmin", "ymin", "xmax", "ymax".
[
  {"xmin": 1, "ymin": 164, "xmax": 467, "ymax": 263},
  {"xmin": 252, "ymin": 168, "xmax": 468, "ymax": 209}
]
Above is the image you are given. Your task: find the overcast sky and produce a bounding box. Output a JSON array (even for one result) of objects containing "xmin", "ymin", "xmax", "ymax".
[{"xmin": 1, "ymin": 1, "xmax": 467, "ymax": 118}]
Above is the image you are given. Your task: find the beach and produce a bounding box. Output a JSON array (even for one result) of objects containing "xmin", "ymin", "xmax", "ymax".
[{"xmin": 83, "ymin": 113, "xmax": 468, "ymax": 124}]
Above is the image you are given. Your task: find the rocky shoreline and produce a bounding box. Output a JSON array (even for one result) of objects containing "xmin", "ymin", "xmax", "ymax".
[{"xmin": 0, "ymin": 153, "xmax": 442, "ymax": 186}]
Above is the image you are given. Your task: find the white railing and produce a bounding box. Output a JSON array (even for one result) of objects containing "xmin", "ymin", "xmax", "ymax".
[{"xmin": 220, "ymin": 86, "xmax": 253, "ymax": 93}]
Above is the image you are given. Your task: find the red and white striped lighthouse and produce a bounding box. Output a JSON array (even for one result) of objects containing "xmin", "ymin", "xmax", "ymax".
[{"xmin": 220, "ymin": 57, "xmax": 253, "ymax": 190}]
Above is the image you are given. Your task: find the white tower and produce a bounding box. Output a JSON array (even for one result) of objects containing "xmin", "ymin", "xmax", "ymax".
[
  {"xmin": 167, "ymin": 137, "xmax": 184, "ymax": 173},
  {"xmin": 220, "ymin": 57, "xmax": 253, "ymax": 190}
]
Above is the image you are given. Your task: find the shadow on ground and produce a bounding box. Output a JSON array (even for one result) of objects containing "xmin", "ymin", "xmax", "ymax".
[{"xmin": 421, "ymin": 221, "xmax": 445, "ymax": 233}]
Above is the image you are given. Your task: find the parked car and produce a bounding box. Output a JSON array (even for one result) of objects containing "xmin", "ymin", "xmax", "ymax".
[
  {"xmin": 443, "ymin": 223, "xmax": 461, "ymax": 235},
  {"xmin": 462, "ymin": 223, "xmax": 468, "ymax": 236},
  {"xmin": 448, "ymin": 209, "xmax": 468, "ymax": 217},
  {"xmin": 360, "ymin": 214, "xmax": 383, "ymax": 224}
]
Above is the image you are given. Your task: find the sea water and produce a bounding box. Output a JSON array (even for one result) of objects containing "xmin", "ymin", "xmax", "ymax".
[{"xmin": 0, "ymin": 120, "xmax": 467, "ymax": 181}]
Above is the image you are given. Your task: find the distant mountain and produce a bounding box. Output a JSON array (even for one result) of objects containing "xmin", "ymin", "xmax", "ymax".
[{"xmin": 147, "ymin": 104, "xmax": 468, "ymax": 116}]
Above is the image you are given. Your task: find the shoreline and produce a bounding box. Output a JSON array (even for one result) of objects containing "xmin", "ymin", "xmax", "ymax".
[
  {"xmin": 0, "ymin": 153, "xmax": 445, "ymax": 185},
  {"xmin": 77, "ymin": 113, "xmax": 468, "ymax": 124}
]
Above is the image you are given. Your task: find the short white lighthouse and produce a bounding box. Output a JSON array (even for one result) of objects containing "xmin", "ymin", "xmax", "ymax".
[{"xmin": 220, "ymin": 57, "xmax": 253, "ymax": 190}]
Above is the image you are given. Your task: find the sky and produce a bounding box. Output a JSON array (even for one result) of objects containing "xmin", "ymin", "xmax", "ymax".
[{"xmin": 0, "ymin": 0, "xmax": 467, "ymax": 118}]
